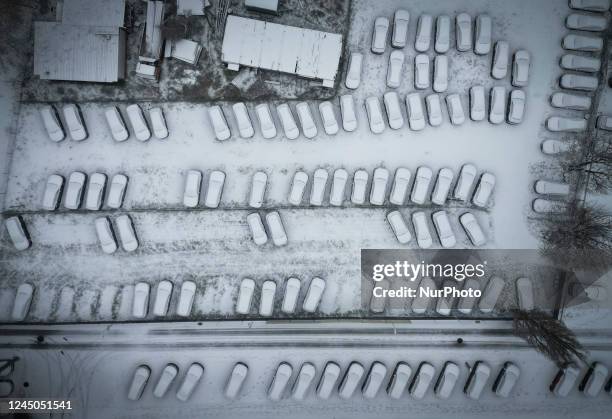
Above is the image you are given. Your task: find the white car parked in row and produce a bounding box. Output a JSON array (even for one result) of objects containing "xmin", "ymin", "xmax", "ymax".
[
  {"xmin": 296, "ymin": 102, "xmax": 318, "ymax": 139},
  {"xmin": 512, "ymin": 50, "xmax": 531, "ymax": 87},
  {"xmin": 338, "ymin": 362, "xmax": 364, "ymax": 399},
  {"xmin": 107, "ymin": 174, "xmax": 128, "ymax": 209},
  {"xmin": 412, "ymin": 211, "xmax": 433, "ymax": 249},
  {"xmin": 365, "ymin": 96, "xmax": 385, "ymax": 134},
  {"xmin": 183, "ymin": 170, "xmax": 202, "ymax": 208},
  {"xmin": 303, "ymin": 277, "xmax": 325, "ymax": 313},
  {"xmin": 42, "ymin": 174, "xmax": 64, "ymax": 210},
  {"xmin": 105, "ymin": 106, "xmax": 129, "ymax": 142},
  {"xmin": 433, "ymin": 55, "xmax": 448, "ymax": 93},
  {"xmin": 432, "ymin": 210, "xmax": 456, "ymax": 248},
  {"xmin": 492, "ymin": 41, "xmax": 509, "ymax": 79},
  {"xmin": 63, "ymin": 104, "xmax": 88, "ymax": 141},
  {"xmin": 95, "ymin": 216, "xmax": 117, "ymax": 254},
  {"xmin": 288, "ymin": 171, "xmax": 309, "ymax": 205},
  {"xmin": 414, "ymin": 54, "xmax": 430, "ymax": 90},
  {"xmin": 541, "ymin": 139, "xmax": 572, "ymax": 155},
  {"xmin": 470, "ymin": 85, "xmax": 486, "ymax": 121},
  {"xmin": 560, "ymin": 54, "xmax": 601, "ymax": 72},
  {"xmin": 176, "ymin": 363, "xmax": 204, "ymax": 402},
  {"xmin": 562, "ymin": 34, "xmax": 603, "ymax": 52},
  {"xmin": 153, "ymin": 364, "xmax": 178, "ymax": 397},
  {"xmin": 152, "ymin": 280, "xmax": 173, "ymax": 317},
  {"xmin": 372, "ymin": 17, "xmax": 389, "ymax": 54},
  {"xmin": 116, "ymin": 214, "xmax": 138, "ymax": 252},
  {"xmin": 149, "ymin": 107, "xmax": 168, "ymax": 139},
  {"xmin": 560, "ymin": 74, "xmax": 599, "ymax": 91},
  {"xmin": 310, "ymin": 168, "xmax": 329, "ymax": 206},
  {"xmin": 232, "ymin": 102, "xmax": 254, "ymax": 138},
  {"xmin": 255, "ymin": 103, "xmax": 277, "ymax": 139},
  {"xmin": 266, "ymin": 211, "xmax": 288, "ymax": 247},
  {"xmin": 460, "ymin": 212, "xmax": 486, "ymax": 246},
  {"xmin": 249, "ymin": 171, "xmax": 267, "ymax": 208},
  {"xmin": 387, "ymin": 363, "xmax": 413, "ymax": 399},
  {"xmin": 386, "ymin": 50, "xmax": 405, "ymax": 88},
  {"xmin": 340, "ymin": 94, "xmax": 358, "ymax": 132},
  {"xmin": 209, "ymin": 105, "xmax": 231, "ymax": 141},
  {"xmin": 345, "ymin": 52, "xmax": 363, "ymax": 89},
  {"xmin": 406, "ymin": 93, "xmax": 426, "ymax": 131},
  {"xmin": 489, "ymin": 86, "xmax": 506, "ymax": 125},
  {"xmin": 204, "ymin": 170, "xmax": 225, "ymax": 208},
  {"xmin": 431, "ymin": 168, "xmax": 454, "ymax": 205},
  {"xmin": 276, "ymin": 103, "xmax": 299, "ymax": 139},
  {"xmin": 12, "ymin": 283, "xmax": 34, "ymax": 320},
  {"xmin": 454, "ymin": 164, "xmax": 477, "ymax": 201},
  {"xmin": 465, "ymin": 362, "xmax": 491, "ymax": 400},
  {"xmin": 446, "ymin": 94, "xmax": 466, "ymax": 125},
  {"xmin": 532, "ymin": 198, "xmax": 567, "ymax": 214},
  {"xmin": 259, "ymin": 280, "xmax": 277, "ymax": 317},
  {"xmin": 5, "ymin": 216, "xmax": 31, "ymax": 251},
  {"xmin": 435, "ymin": 362, "xmax": 460, "ymax": 399},
  {"xmin": 40, "ymin": 105, "xmax": 65, "ymax": 142},
  {"xmin": 411, "ymin": 166, "xmax": 433, "ymax": 204},
  {"xmin": 127, "ymin": 365, "xmax": 150, "ymax": 400},
  {"xmin": 415, "ymin": 14, "xmax": 433, "ymax": 52},
  {"xmin": 64, "ymin": 171, "xmax": 86, "ymax": 209},
  {"xmin": 387, "ymin": 211, "xmax": 412, "ymax": 244},
  {"xmin": 351, "ymin": 169, "xmax": 369, "ymax": 204},
  {"xmin": 435, "ymin": 15, "xmax": 451, "ymax": 53},
  {"xmin": 329, "ymin": 168, "xmax": 348, "ymax": 206},
  {"xmin": 425, "ymin": 94, "xmax": 443, "ymax": 127},
  {"xmin": 570, "ymin": 0, "xmax": 611, "ymax": 12},
  {"xmin": 392, "ymin": 10, "xmax": 410, "ymax": 48},
  {"xmin": 126, "ymin": 104, "xmax": 150, "ymax": 141},
  {"xmin": 508, "ymin": 89, "xmax": 526, "ymax": 124},
  {"xmin": 370, "ymin": 167, "xmax": 389, "ymax": 205},
  {"xmin": 383, "ymin": 91, "xmax": 404, "ymax": 130},
  {"xmin": 85, "ymin": 173, "xmax": 107, "ymax": 211},
  {"xmin": 410, "ymin": 363, "xmax": 435, "ymax": 399},
  {"xmin": 246, "ymin": 213, "xmax": 267, "ymax": 245},
  {"xmin": 319, "ymin": 101, "xmax": 339, "ymax": 135},
  {"xmin": 473, "ymin": 172, "xmax": 496, "ymax": 207},
  {"xmin": 534, "ymin": 180, "xmax": 570, "ymax": 196},
  {"xmin": 474, "ymin": 15, "xmax": 492, "ymax": 55},
  {"xmin": 456, "ymin": 13, "xmax": 472, "ymax": 52},
  {"xmin": 546, "ymin": 116, "xmax": 587, "ymax": 132},
  {"xmin": 551, "ymin": 92, "xmax": 592, "ymax": 110},
  {"xmin": 389, "ymin": 168, "xmax": 411, "ymax": 205},
  {"xmin": 550, "ymin": 364, "xmax": 580, "ymax": 397},
  {"xmin": 566, "ymin": 13, "xmax": 607, "ymax": 31},
  {"xmin": 282, "ymin": 277, "xmax": 301, "ymax": 314}
]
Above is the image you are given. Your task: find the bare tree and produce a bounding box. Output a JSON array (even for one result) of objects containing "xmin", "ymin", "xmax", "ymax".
[
  {"xmin": 565, "ymin": 138, "xmax": 612, "ymax": 193},
  {"xmin": 512, "ymin": 309, "xmax": 587, "ymax": 367},
  {"xmin": 161, "ymin": 16, "xmax": 190, "ymax": 41}
]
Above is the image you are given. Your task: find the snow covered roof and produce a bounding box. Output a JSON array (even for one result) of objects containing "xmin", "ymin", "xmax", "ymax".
[
  {"xmin": 61, "ymin": 0, "xmax": 126, "ymax": 27},
  {"xmin": 245, "ymin": 0, "xmax": 279, "ymax": 13},
  {"xmin": 221, "ymin": 15, "xmax": 343, "ymax": 87},
  {"xmin": 33, "ymin": 22, "xmax": 126, "ymax": 83},
  {"xmin": 177, "ymin": 0, "xmax": 210, "ymax": 16}
]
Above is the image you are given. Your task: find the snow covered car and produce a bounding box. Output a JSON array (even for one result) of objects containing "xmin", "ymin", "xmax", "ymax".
[
  {"xmin": 435, "ymin": 362, "xmax": 460, "ymax": 399},
  {"xmin": 268, "ymin": 362, "xmax": 292, "ymax": 401},
  {"xmin": 491, "ymin": 41, "xmax": 509, "ymax": 79},
  {"xmin": 550, "ymin": 92, "xmax": 591, "ymax": 110},
  {"xmin": 153, "ymin": 364, "xmax": 178, "ymax": 397},
  {"xmin": 40, "ymin": 105, "xmax": 65, "ymax": 142},
  {"xmin": 176, "ymin": 281, "xmax": 196, "ymax": 317},
  {"xmin": 310, "ymin": 168, "xmax": 329, "ymax": 206},
  {"xmin": 317, "ymin": 362, "xmax": 342, "ymax": 399},
  {"xmin": 371, "ymin": 17, "xmax": 390, "ymax": 54},
  {"xmin": 318, "ymin": 101, "xmax": 339, "ymax": 135},
  {"xmin": 387, "ymin": 50, "xmax": 405, "ymax": 88},
  {"xmin": 340, "ymin": 94, "xmax": 358, "ymax": 132},
  {"xmin": 432, "ymin": 210, "xmax": 456, "ymax": 248},
  {"xmin": 566, "ymin": 13, "xmax": 607, "ymax": 31},
  {"xmin": 465, "ymin": 362, "xmax": 491, "ymax": 400},
  {"xmin": 204, "ymin": 170, "xmax": 226, "ymax": 208},
  {"xmin": 107, "ymin": 174, "xmax": 128, "ymax": 209},
  {"xmin": 454, "ymin": 164, "xmax": 477, "ymax": 200},
  {"xmin": 276, "ymin": 104, "xmax": 299, "ymax": 140},
  {"xmin": 362, "ymin": 362, "xmax": 387, "ymax": 399},
  {"xmin": 11, "ymin": 283, "xmax": 34, "ymax": 321},
  {"xmin": 64, "ymin": 171, "xmax": 86, "ymax": 209},
  {"xmin": 435, "ymin": 15, "xmax": 451, "ymax": 53},
  {"xmin": 472, "ymin": 173, "xmax": 496, "ymax": 207},
  {"xmin": 406, "ymin": 93, "xmax": 426, "ymax": 131},
  {"xmin": 62, "ymin": 104, "xmax": 88, "ymax": 141},
  {"xmin": 232, "ymin": 102, "xmax": 254, "ymax": 138},
  {"xmin": 288, "ymin": 171, "xmax": 309, "ymax": 205},
  {"xmin": 460, "ymin": 212, "xmax": 486, "ymax": 246},
  {"xmin": 295, "ymin": 102, "xmax": 318, "ymax": 139},
  {"xmin": 470, "ymin": 85, "xmax": 486, "ymax": 121},
  {"xmin": 85, "ymin": 173, "xmax": 107, "ymax": 211},
  {"xmin": 127, "ymin": 365, "xmax": 150, "ymax": 400},
  {"xmin": 414, "ymin": 54, "xmax": 430, "ymax": 89},
  {"xmin": 431, "ymin": 168, "xmax": 454, "ymax": 205},
  {"xmin": 512, "ymin": 50, "xmax": 531, "ymax": 87},
  {"xmin": 389, "ymin": 168, "xmax": 411, "ymax": 205},
  {"xmin": 387, "ymin": 211, "xmax": 412, "ymax": 244},
  {"xmin": 176, "ymin": 363, "xmax": 204, "ymax": 402},
  {"xmin": 246, "ymin": 213, "xmax": 267, "ymax": 245},
  {"xmin": 489, "ymin": 86, "xmax": 506, "ymax": 125},
  {"xmin": 282, "ymin": 277, "xmax": 301, "ymax": 314},
  {"xmin": 126, "ymin": 104, "xmax": 151, "ymax": 141},
  {"xmin": 351, "ymin": 169, "xmax": 369, "ymax": 204},
  {"xmin": 433, "ymin": 55, "xmax": 448, "ymax": 93},
  {"xmin": 582, "ymin": 362, "xmax": 609, "ymax": 397},
  {"xmin": 546, "ymin": 116, "xmax": 587, "ymax": 132},
  {"xmin": 383, "ymin": 91, "xmax": 404, "ymax": 130},
  {"xmin": 183, "ymin": 170, "xmax": 202, "ymax": 208},
  {"xmin": 415, "ymin": 14, "xmax": 433, "ymax": 52},
  {"xmin": 266, "ymin": 211, "xmax": 288, "ymax": 247},
  {"xmin": 410, "ymin": 362, "xmax": 435, "ymax": 399},
  {"xmin": 570, "ymin": 0, "xmax": 611, "ymax": 12},
  {"xmin": 412, "ymin": 211, "xmax": 433, "ymax": 249},
  {"xmin": 249, "ymin": 171, "xmax": 267, "ymax": 208},
  {"xmin": 42, "ymin": 174, "xmax": 64, "ymax": 210},
  {"xmin": 550, "ymin": 364, "xmax": 580, "ymax": 397},
  {"xmin": 149, "ymin": 107, "xmax": 168, "ymax": 139},
  {"xmin": 534, "ymin": 180, "xmax": 570, "ymax": 196},
  {"xmin": 478, "ymin": 276, "xmax": 505, "ymax": 314},
  {"xmin": 508, "ymin": 90, "xmax": 526, "ymax": 124},
  {"xmin": 474, "ymin": 14, "xmax": 492, "ymax": 55},
  {"xmin": 597, "ymin": 114, "xmax": 612, "ymax": 131},
  {"xmin": 392, "ymin": 9, "xmax": 410, "ymax": 48},
  {"xmin": 259, "ymin": 280, "xmax": 276, "ymax": 317},
  {"xmin": 5, "ymin": 216, "xmax": 31, "ymax": 251},
  {"xmin": 562, "ymin": 34, "xmax": 603, "ymax": 52},
  {"xmin": 387, "ymin": 363, "xmax": 413, "ymax": 399},
  {"xmin": 225, "ymin": 363, "xmax": 248, "ymax": 399},
  {"xmin": 411, "ymin": 166, "xmax": 433, "ymax": 204},
  {"xmin": 532, "ymin": 198, "xmax": 567, "ymax": 214},
  {"xmin": 345, "ymin": 52, "xmax": 363, "ymax": 89},
  {"xmin": 116, "ymin": 214, "xmax": 138, "ymax": 252},
  {"xmin": 456, "ymin": 13, "xmax": 472, "ymax": 52},
  {"xmin": 95, "ymin": 216, "xmax": 117, "ymax": 254},
  {"xmin": 105, "ymin": 106, "xmax": 129, "ymax": 142},
  {"xmin": 370, "ymin": 167, "xmax": 389, "ymax": 205},
  {"xmin": 560, "ymin": 54, "xmax": 601, "ymax": 72},
  {"xmin": 446, "ymin": 94, "xmax": 466, "ymax": 125},
  {"xmin": 365, "ymin": 96, "xmax": 385, "ymax": 134},
  {"xmin": 209, "ymin": 105, "xmax": 231, "ymax": 141},
  {"xmin": 303, "ymin": 277, "xmax": 326, "ymax": 313},
  {"xmin": 560, "ymin": 74, "xmax": 599, "ymax": 91},
  {"xmin": 255, "ymin": 103, "xmax": 277, "ymax": 139},
  {"xmin": 152, "ymin": 280, "xmax": 173, "ymax": 316},
  {"xmin": 329, "ymin": 169, "xmax": 348, "ymax": 206},
  {"xmin": 541, "ymin": 139, "xmax": 572, "ymax": 155},
  {"xmin": 425, "ymin": 94, "xmax": 443, "ymax": 127}
]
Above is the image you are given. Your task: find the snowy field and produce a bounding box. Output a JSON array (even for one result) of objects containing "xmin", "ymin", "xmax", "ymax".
[{"xmin": 0, "ymin": 0, "xmax": 594, "ymax": 323}]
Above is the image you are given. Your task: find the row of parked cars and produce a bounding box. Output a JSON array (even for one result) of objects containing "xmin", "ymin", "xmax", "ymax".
[
  {"xmin": 183, "ymin": 170, "xmax": 225, "ymax": 208},
  {"xmin": 40, "ymin": 104, "xmax": 168, "ymax": 143},
  {"xmin": 42, "ymin": 172, "xmax": 128, "ymax": 211},
  {"xmin": 235, "ymin": 277, "xmax": 326, "ymax": 316},
  {"xmin": 285, "ymin": 165, "xmax": 496, "ymax": 209},
  {"xmin": 95, "ymin": 215, "xmax": 138, "ymax": 254},
  {"xmin": 246, "ymin": 211, "xmax": 287, "ymax": 247},
  {"xmin": 532, "ymin": 180, "xmax": 572, "ymax": 214}
]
